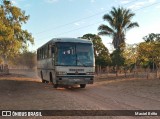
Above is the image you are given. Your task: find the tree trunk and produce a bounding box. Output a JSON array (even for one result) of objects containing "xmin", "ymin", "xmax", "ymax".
[
  {"xmin": 106, "ymin": 66, "xmax": 108, "ymax": 76},
  {"xmin": 2, "ymin": 55, "xmax": 8, "ymax": 65},
  {"xmin": 155, "ymin": 64, "xmax": 159, "ymax": 79},
  {"xmin": 147, "ymin": 67, "xmax": 149, "ymax": 79},
  {"xmin": 116, "ymin": 65, "xmax": 118, "ymax": 77},
  {"xmin": 153, "ymin": 62, "xmax": 155, "ymax": 72},
  {"xmin": 124, "ymin": 69, "xmax": 127, "ymax": 78},
  {"xmin": 1, "ymin": 55, "xmax": 9, "ymax": 74},
  {"xmin": 133, "ymin": 64, "xmax": 137, "ymax": 78},
  {"xmin": 156, "ymin": 68, "xmax": 158, "ymax": 79}
]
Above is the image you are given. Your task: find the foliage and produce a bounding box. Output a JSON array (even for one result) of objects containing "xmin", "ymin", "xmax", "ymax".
[
  {"xmin": 98, "ymin": 7, "xmax": 139, "ymax": 49},
  {"xmin": 143, "ymin": 33, "xmax": 160, "ymax": 42},
  {"xmin": 110, "ymin": 48, "xmax": 125, "ymax": 68},
  {"xmin": 80, "ymin": 34, "xmax": 111, "ymax": 67},
  {"xmin": 0, "ymin": 0, "xmax": 34, "ymax": 62},
  {"xmin": 137, "ymin": 36, "xmax": 160, "ymax": 69},
  {"xmin": 122, "ymin": 44, "xmax": 138, "ymax": 70},
  {"xmin": 0, "ymin": 58, "xmax": 2, "ymax": 64}
]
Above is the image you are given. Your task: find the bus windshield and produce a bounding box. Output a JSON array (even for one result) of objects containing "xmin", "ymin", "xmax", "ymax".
[{"xmin": 55, "ymin": 42, "xmax": 94, "ymax": 67}]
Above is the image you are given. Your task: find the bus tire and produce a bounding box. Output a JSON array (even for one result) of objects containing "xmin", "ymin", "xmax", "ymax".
[
  {"xmin": 42, "ymin": 80, "xmax": 46, "ymax": 83},
  {"xmin": 53, "ymin": 84, "xmax": 58, "ymax": 88},
  {"xmin": 41, "ymin": 71, "xmax": 45, "ymax": 83},
  {"xmin": 50, "ymin": 72, "xmax": 58, "ymax": 88},
  {"xmin": 80, "ymin": 84, "xmax": 86, "ymax": 88}
]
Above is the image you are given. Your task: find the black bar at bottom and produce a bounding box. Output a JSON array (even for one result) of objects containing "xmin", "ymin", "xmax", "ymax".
[
  {"xmin": 0, "ymin": 110, "xmax": 160, "ymax": 116},
  {"xmin": 42, "ymin": 110, "xmax": 160, "ymax": 116}
]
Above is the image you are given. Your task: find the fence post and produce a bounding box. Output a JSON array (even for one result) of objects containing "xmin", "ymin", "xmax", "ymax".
[{"xmin": 4, "ymin": 64, "xmax": 9, "ymax": 74}]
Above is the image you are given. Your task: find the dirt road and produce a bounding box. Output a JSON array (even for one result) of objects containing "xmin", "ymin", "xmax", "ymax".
[{"xmin": 0, "ymin": 70, "xmax": 160, "ymax": 119}]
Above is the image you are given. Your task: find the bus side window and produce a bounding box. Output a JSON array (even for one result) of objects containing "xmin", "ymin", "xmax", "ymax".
[
  {"xmin": 44, "ymin": 46, "xmax": 47, "ymax": 58},
  {"xmin": 37, "ymin": 50, "xmax": 39, "ymax": 60},
  {"xmin": 42, "ymin": 48, "xmax": 44, "ymax": 59},
  {"xmin": 40, "ymin": 49, "xmax": 42, "ymax": 59},
  {"xmin": 45, "ymin": 45, "xmax": 48, "ymax": 58},
  {"xmin": 51, "ymin": 46, "xmax": 55, "ymax": 58},
  {"xmin": 47, "ymin": 44, "xmax": 50, "ymax": 58}
]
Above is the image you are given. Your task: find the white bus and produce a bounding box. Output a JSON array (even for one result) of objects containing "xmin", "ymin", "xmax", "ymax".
[{"xmin": 37, "ymin": 38, "xmax": 95, "ymax": 88}]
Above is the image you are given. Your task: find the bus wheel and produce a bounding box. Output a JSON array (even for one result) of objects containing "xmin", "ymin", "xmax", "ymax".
[
  {"xmin": 50, "ymin": 73, "xmax": 56, "ymax": 87},
  {"xmin": 80, "ymin": 84, "xmax": 86, "ymax": 88},
  {"xmin": 53, "ymin": 84, "xmax": 58, "ymax": 88}
]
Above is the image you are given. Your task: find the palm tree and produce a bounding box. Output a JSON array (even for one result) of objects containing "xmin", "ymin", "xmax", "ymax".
[{"xmin": 98, "ymin": 7, "xmax": 139, "ymax": 49}]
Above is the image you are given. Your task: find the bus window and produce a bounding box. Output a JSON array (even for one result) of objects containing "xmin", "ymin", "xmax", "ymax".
[
  {"xmin": 42, "ymin": 48, "xmax": 45, "ymax": 59},
  {"xmin": 37, "ymin": 50, "xmax": 39, "ymax": 60},
  {"xmin": 76, "ymin": 44, "xmax": 94, "ymax": 66},
  {"xmin": 46, "ymin": 45, "xmax": 49, "ymax": 58},
  {"xmin": 51, "ymin": 47, "xmax": 55, "ymax": 53},
  {"xmin": 55, "ymin": 43, "xmax": 94, "ymax": 66},
  {"xmin": 48, "ymin": 44, "xmax": 51, "ymax": 58},
  {"xmin": 56, "ymin": 43, "xmax": 76, "ymax": 66},
  {"xmin": 44, "ymin": 46, "xmax": 47, "ymax": 58},
  {"xmin": 37, "ymin": 50, "xmax": 38, "ymax": 60},
  {"xmin": 51, "ymin": 46, "xmax": 55, "ymax": 58},
  {"xmin": 40, "ymin": 49, "xmax": 42, "ymax": 59}
]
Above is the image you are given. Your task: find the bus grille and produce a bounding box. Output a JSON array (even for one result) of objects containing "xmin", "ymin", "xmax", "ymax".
[{"xmin": 67, "ymin": 73, "xmax": 86, "ymax": 75}]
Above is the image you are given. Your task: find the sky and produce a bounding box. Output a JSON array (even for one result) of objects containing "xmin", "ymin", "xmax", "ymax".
[{"xmin": 8, "ymin": 0, "xmax": 160, "ymax": 52}]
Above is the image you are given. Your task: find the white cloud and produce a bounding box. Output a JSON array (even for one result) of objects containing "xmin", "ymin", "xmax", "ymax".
[
  {"xmin": 120, "ymin": 0, "xmax": 130, "ymax": 4},
  {"xmin": 11, "ymin": 0, "xmax": 26, "ymax": 4},
  {"xmin": 148, "ymin": 0, "xmax": 156, "ymax": 3},
  {"xmin": 45, "ymin": 0, "xmax": 59, "ymax": 3},
  {"xmin": 11, "ymin": 0, "xmax": 18, "ymax": 5},
  {"xmin": 128, "ymin": 0, "xmax": 157, "ymax": 10},
  {"xmin": 114, "ymin": 0, "xmax": 118, "ymax": 3},
  {"xmin": 100, "ymin": 7, "xmax": 104, "ymax": 10},
  {"xmin": 74, "ymin": 23, "xmax": 80, "ymax": 26},
  {"xmin": 68, "ymin": 0, "xmax": 74, "ymax": 2},
  {"xmin": 155, "ymin": 4, "xmax": 160, "ymax": 9},
  {"xmin": 74, "ymin": 21, "xmax": 85, "ymax": 26},
  {"xmin": 90, "ymin": 0, "xmax": 96, "ymax": 3},
  {"xmin": 24, "ymin": 4, "xmax": 31, "ymax": 9},
  {"xmin": 128, "ymin": 1, "xmax": 146, "ymax": 10}
]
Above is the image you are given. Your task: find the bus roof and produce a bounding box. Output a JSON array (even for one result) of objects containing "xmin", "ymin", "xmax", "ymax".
[
  {"xmin": 37, "ymin": 38, "xmax": 92, "ymax": 50},
  {"xmin": 51, "ymin": 38, "xmax": 92, "ymax": 44}
]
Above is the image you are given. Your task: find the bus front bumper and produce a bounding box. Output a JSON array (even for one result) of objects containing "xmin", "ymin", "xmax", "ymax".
[{"xmin": 56, "ymin": 76, "xmax": 94, "ymax": 85}]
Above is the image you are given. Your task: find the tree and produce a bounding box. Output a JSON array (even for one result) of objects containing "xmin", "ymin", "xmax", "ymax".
[
  {"xmin": 0, "ymin": 0, "xmax": 34, "ymax": 64},
  {"xmin": 137, "ymin": 37, "xmax": 160, "ymax": 78},
  {"xmin": 139, "ymin": 33, "xmax": 160, "ymax": 70},
  {"xmin": 98, "ymin": 7, "xmax": 139, "ymax": 49},
  {"xmin": 80, "ymin": 34, "xmax": 111, "ymax": 67},
  {"xmin": 143, "ymin": 33, "xmax": 160, "ymax": 42},
  {"xmin": 110, "ymin": 48, "xmax": 125, "ymax": 74},
  {"xmin": 122, "ymin": 44, "xmax": 138, "ymax": 71}
]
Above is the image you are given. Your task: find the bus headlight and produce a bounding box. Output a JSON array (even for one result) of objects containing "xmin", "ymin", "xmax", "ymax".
[
  {"xmin": 56, "ymin": 71, "xmax": 67, "ymax": 75},
  {"xmin": 86, "ymin": 72, "xmax": 94, "ymax": 75}
]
